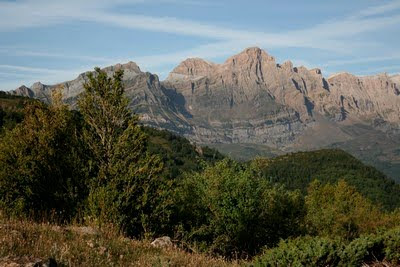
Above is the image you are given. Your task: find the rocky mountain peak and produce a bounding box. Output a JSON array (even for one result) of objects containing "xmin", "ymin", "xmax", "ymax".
[
  {"xmin": 31, "ymin": 81, "xmax": 45, "ymax": 90},
  {"xmin": 12, "ymin": 85, "xmax": 34, "ymax": 98},
  {"xmin": 224, "ymin": 47, "xmax": 275, "ymax": 67},
  {"xmin": 327, "ymin": 72, "xmax": 359, "ymax": 86},
  {"xmin": 7, "ymin": 48, "xmax": 400, "ymax": 180},
  {"xmin": 328, "ymin": 72, "xmax": 355, "ymax": 80},
  {"xmin": 168, "ymin": 58, "xmax": 215, "ymax": 79},
  {"xmin": 103, "ymin": 61, "xmax": 141, "ymax": 74}
]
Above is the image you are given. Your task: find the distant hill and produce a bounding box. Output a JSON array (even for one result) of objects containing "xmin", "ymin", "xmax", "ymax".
[
  {"xmin": 143, "ymin": 127, "xmax": 224, "ymax": 179},
  {"xmin": 254, "ymin": 149, "xmax": 400, "ymax": 210}
]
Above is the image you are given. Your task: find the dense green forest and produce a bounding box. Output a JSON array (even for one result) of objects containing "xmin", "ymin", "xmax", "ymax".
[
  {"xmin": 1, "ymin": 69, "xmax": 399, "ymax": 265},
  {"xmin": 253, "ymin": 150, "xmax": 400, "ymax": 210}
]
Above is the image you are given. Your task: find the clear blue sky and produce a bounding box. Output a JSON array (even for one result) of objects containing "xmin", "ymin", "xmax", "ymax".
[{"xmin": 0, "ymin": 0, "xmax": 399, "ymax": 90}]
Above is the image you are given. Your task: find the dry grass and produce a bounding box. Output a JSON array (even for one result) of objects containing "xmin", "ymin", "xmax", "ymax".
[{"xmin": 0, "ymin": 217, "xmax": 240, "ymax": 267}]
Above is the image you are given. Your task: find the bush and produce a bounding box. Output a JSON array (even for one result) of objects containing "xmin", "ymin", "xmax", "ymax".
[
  {"xmin": 255, "ymin": 227, "xmax": 400, "ymax": 266},
  {"xmin": 255, "ymin": 236, "xmax": 343, "ymax": 267},
  {"xmin": 175, "ymin": 159, "xmax": 305, "ymax": 257},
  {"xmin": 340, "ymin": 235, "xmax": 384, "ymax": 266},
  {"xmin": 339, "ymin": 228, "xmax": 400, "ymax": 266},
  {"xmin": 383, "ymin": 227, "xmax": 400, "ymax": 265}
]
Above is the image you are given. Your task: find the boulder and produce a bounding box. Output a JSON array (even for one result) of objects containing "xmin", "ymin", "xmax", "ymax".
[{"xmin": 151, "ymin": 236, "xmax": 173, "ymax": 248}]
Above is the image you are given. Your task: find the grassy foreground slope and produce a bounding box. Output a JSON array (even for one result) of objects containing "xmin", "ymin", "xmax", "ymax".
[
  {"xmin": 255, "ymin": 149, "xmax": 400, "ymax": 210},
  {"xmin": 0, "ymin": 217, "xmax": 237, "ymax": 267}
]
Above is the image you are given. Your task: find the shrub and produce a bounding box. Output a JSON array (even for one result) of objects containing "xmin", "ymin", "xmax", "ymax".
[
  {"xmin": 255, "ymin": 236, "xmax": 343, "ymax": 267},
  {"xmin": 255, "ymin": 227, "xmax": 400, "ymax": 266},
  {"xmin": 383, "ymin": 227, "xmax": 400, "ymax": 265},
  {"xmin": 340, "ymin": 228, "xmax": 400, "ymax": 266},
  {"xmin": 340, "ymin": 234, "xmax": 384, "ymax": 266},
  {"xmin": 175, "ymin": 159, "xmax": 305, "ymax": 257}
]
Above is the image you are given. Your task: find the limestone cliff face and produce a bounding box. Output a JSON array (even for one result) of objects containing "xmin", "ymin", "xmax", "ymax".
[
  {"xmin": 8, "ymin": 47, "xmax": 400, "ymax": 179},
  {"xmin": 163, "ymin": 48, "xmax": 316, "ymax": 146},
  {"xmin": 325, "ymin": 73, "xmax": 400, "ymax": 125},
  {"xmin": 164, "ymin": 47, "xmax": 400, "ymax": 146},
  {"xmin": 12, "ymin": 82, "xmax": 52, "ymax": 102},
  {"xmin": 12, "ymin": 85, "xmax": 34, "ymax": 98},
  {"xmin": 165, "ymin": 48, "xmax": 328, "ymax": 123},
  {"xmin": 391, "ymin": 74, "xmax": 400, "ymax": 86}
]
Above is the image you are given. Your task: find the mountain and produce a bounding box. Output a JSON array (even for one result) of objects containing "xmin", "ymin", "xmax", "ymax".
[
  {"xmin": 164, "ymin": 48, "xmax": 400, "ymax": 145},
  {"xmin": 8, "ymin": 47, "xmax": 400, "ymax": 181}
]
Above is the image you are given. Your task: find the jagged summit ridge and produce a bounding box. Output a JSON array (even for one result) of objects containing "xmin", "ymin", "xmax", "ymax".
[
  {"xmin": 165, "ymin": 47, "xmax": 400, "ymax": 125},
  {"xmin": 168, "ymin": 47, "xmax": 277, "ymax": 81}
]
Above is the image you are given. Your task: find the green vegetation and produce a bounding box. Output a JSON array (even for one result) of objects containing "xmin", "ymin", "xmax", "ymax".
[
  {"xmin": 205, "ymin": 143, "xmax": 279, "ymax": 161},
  {"xmin": 0, "ymin": 217, "xmax": 238, "ymax": 267},
  {"xmin": 255, "ymin": 227, "xmax": 400, "ymax": 266},
  {"xmin": 305, "ymin": 180, "xmax": 399, "ymax": 240},
  {"xmin": 78, "ymin": 68, "xmax": 171, "ymax": 238},
  {"xmin": 144, "ymin": 127, "xmax": 224, "ymax": 179},
  {"xmin": 175, "ymin": 159, "xmax": 304, "ymax": 257},
  {"xmin": 253, "ymin": 149, "xmax": 400, "ymax": 210},
  {"xmin": 1, "ymin": 68, "xmax": 399, "ymax": 265},
  {"xmin": 0, "ymin": 97, "xmax": 88, "ymax": 220},
  {"xmin": 0, "ymin": 92, "xmax": 32, "ymax": 134}
]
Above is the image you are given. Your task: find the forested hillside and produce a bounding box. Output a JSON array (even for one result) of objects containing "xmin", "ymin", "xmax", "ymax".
[{"xmin": 253, "ymin": 149, "xmax": 400, "ymax": 210}]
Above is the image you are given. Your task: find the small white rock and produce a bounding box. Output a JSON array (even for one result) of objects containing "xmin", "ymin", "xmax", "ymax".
[{"xmin": 151, "ymin": 236, "xmax": 173, "ymax": 248}]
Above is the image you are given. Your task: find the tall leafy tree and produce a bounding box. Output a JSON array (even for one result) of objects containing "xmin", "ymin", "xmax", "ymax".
[
  {"xmin": 0, "ymin": 89, "xmax": 88, "ymax": 220},
  {"xmin": 176, "ymin": 159, "xmax": 305, "ymax": 257},
  {"xmin": 78, "ymin": 68, "xmax": 171, "ymax": 237}
]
